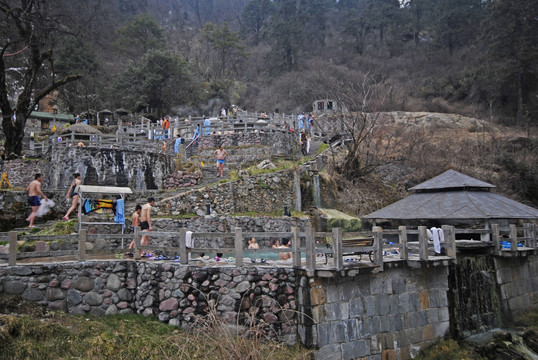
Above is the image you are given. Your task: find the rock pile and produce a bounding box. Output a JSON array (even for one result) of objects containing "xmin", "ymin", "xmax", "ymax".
[{"xmin": 163, "ymin": 170, "xmax": 202, "ymax": 190}]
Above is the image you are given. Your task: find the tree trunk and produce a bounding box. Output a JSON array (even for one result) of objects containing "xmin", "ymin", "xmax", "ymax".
[
  {"xmin": 2, "ymin": 112, "xmax": 25, "ymax": 159},
  {"xmin": 516, "ymin": 67, "xmax": 524, "ymax": 123}
]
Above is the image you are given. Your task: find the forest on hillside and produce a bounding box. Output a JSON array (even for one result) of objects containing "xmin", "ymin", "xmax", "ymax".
[{"xmin": 1, "ymin": 0, "xmax": 537, "ymax": 126}]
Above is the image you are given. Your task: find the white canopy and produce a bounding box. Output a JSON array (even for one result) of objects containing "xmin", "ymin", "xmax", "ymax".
[{"xmin": 78, "ymin": 185, "xmax": 132, "ymax": 195}]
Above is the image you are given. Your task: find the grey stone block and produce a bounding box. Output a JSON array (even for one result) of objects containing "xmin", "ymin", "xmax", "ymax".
[
  {"xmin": 22, "ymin": 289, "xmax": 44, "ymax": 301},
  {"xmin": 399, "ymin": 293, "xmax": 411, "ymax": 312},
  {"xmin": 427, "ymin": 308, "xmax": 439, "ymax": 323},
  {"xmin": 315, "ymin": 344, "xmax": 341, "ymax": 360},
  {"xmin": 340, "ymin": 302, "xmax": 350, "ymax": 320},
  {"xmin": 67, "ymin": 289, "xmax": 83, "ymax": 305},
  {"xmin": 105, "ymin": 304, "xmax": 118, "ymax": 315},
  {"xmin": 325, "ymin": 302, "xmax": 341, "ymax": 321},
  {"xmin": 372, "ymin": 316, "xmax": 381, "ymax": 334},
  {"xmin": 360, "ymin": 317, "xmax": 374, "ymax": 337},
  {"xmin": 341, "ymin": 340, "xmax": 369, "ymax": 360},
  {"xmin": 349, "ymin": 297, "xmax": 364, "ymax": 317},
  {"xmin": 389, "ymin": 294, "xmax": 400, "ymax": 314},
  {"xmin": 407, "ymin": 326, "xmax": 423, "ymax": 344},
  {"xmin": 416, "ymin": 310, "xmax": 428, "ymax": 326},
  {"xmin": 434, "ymin": 321, "xmax": 450, "ymax": 338},
  {"xmin": 370, "ymin": 276, "xmax": 384, "ymax": 295},
  {"xmin": 439, "ymin": 307, "xmax": 450, "ymax": 322},
  {"xmin": 344, "ymin": 319, "xmax": 359, "ymax": 341},
  {"xmin": 3, "ymin": 280, "xmax": 27, "ymax": 295},
  {"xmin": 496, "ymin": 267, "xmax": 513, "ymax": 284},
  {"xmin": 392, "ymin": 313, "xmax": 405, "ymax": 331},
  {"xmin": 377, "ymin": 294, "xmax": 390, "ymax": 315},
  {"xmin": 327, "ymin": 284, "xmax": 341, "ymax": 303},
  {"xmin": 45, "ymin": 287, "xmax": 65, "ymax": 301},
  {"xmin": 364, "ymin": 296, "xmax": 377, "ymax": 317},
  {"xmin": 392, "ymin": 278, "xmax": 406, "ymax": 294},
  {"xmin": 341, "ymin": 281, "xmax": 357, "ymax": 301},
  {"xmin": 118, "ymin": 288, "xmax": 133, "ymax": 301},
  {"xmin": 397, "ymin": 329, "xmax": 409, "ymax": 347},
  {"xmin": 357, "ymin": 276, "xmax": 371, "ymax": 296},
  {"xmin": 410, "ymin": 293, "xmax": 421, "ymax": 311},
  {"xmin": 330, "ymin": 322, "xmax": 347, "ymax": 344},
  {"xmin": 379, "ymin": 315, "xmax": 391, "ymax": 332},
  {"xmin": 11, "ymin": 266, "xmax": 33, "ymax": 276},
  {"xmin": 85, "ymin": 291, "xmax": 103, "ymax": 306},
  {"xmin": 317, "ymin": 323, "xmax": 331, "ymax": 347},
  {"xmin": 106, "ymin": 274, "xmax": 121, "ymax": 291}
]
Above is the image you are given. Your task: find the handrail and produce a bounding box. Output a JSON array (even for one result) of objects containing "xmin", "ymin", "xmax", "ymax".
[{"xmin": 2, "ymin": 223, "xmax": 536, "ymax": 269}]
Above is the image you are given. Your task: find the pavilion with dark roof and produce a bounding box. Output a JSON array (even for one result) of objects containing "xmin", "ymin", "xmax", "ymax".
[{"xmin": 364, "ymin": 170, "xmax": 538, "ymax": 239}]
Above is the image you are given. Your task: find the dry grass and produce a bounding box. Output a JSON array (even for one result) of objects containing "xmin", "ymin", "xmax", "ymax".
[{"xmin": 0, "ymin": 293, "xmax": 313, "ymax": 360}]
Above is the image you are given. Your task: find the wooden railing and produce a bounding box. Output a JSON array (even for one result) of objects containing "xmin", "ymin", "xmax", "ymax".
[{"xmin": 1, "ymin": 223, "xmax": 536, "ymax": 269}]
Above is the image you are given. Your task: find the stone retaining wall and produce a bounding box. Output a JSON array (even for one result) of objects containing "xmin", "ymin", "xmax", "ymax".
[
  {"xmin": 494, "ymin": 255, "xmax": 538, "ymax": 317},
  {"xmin": 297, "ymin": 265, "xmax": 451, "ymax": 360},
  {"xmin": 157, "ymin": 170, "xmax": 297, "ymax": 216},
  {"xmin": 0, "ymin": 262, "xmax": 298, "ymax": 343},
  {"xmin": 0, "ymin": 159, "xmax": 48, "ymax": 189}
]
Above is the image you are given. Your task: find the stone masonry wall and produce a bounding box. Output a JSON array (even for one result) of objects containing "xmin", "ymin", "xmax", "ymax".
[
  {"xmin": 157, "ymin": 170, "xmax": 297, "ymax": 216},
  {"xmin": 494, "ymin": 255, "xmax": 538, "ymax": 317},
  {"xmin": 47, "ymin": 146, "xmax": 174, "ymax": 190},
  {"xmin": 0, "ymin": 262, "xmax": 298, "ymax": 343},
  {"xmin": 298, "ymin": 265, "xmax": 450, "ymax": 360},
  {"xmin": 0, "ymin": 159, "xmax": 49, "ymax": 188}
]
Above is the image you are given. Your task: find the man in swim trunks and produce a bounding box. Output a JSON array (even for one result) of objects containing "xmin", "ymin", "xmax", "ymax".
[
  {"xmin": 140, "ymin": 197, "xmax": 155, "ymax": 252},
  {"xmin": 128, "ymin": 204, "xmax": 142, "ymax": 251},
  {"xmin": 26, "ymin": 173, "xmax": 48, "ymax": 228},
  {"xmin": 214, "ymin": 145, "xmax": 228, "ymax": 178}
]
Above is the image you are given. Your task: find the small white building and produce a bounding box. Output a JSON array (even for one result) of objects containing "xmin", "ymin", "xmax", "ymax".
[{"xmin": 312, "ymin": 99, "xmax": 337, "ymax": 115}]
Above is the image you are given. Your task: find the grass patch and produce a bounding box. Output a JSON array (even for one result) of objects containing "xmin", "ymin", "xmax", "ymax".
[
  {"xmin": 229, "ymin": 159, "xmax": 302, "ymax": 180},
  {"xmin": 513, "ymin": 308, "xmax": 538, "ymax": 331},
  {"xmin": 0, "ymin": 294, "xmax": 312, "ymax": 360},
  {"xmin": 33, "ymin": 220, "xmax": 77, "ymax": 235},
  {"xmin": 415, "ymin": 339, "xmax": 481, "ymax": 360},
  {"xmin": 316, "ymin": 143, "xmax": 329, "ymax": 154}
]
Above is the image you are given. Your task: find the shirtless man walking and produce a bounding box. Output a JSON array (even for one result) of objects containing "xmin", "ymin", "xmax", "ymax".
[
  {"xmin": 26, "ymin": 173, "xmax": 48, "ymax": 228},
  {"xmin": 214, "ymin": 145, "xmax": 228, "ymax": 178},
  {"xmin": 140, "ymin": 197, "xmax": 155, "ymax": 252}
]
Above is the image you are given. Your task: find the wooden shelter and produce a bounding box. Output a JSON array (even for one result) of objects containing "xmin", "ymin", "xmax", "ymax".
[{"xmin": 364, "ymin": 169, "xmax": 538, "ymax": 239}]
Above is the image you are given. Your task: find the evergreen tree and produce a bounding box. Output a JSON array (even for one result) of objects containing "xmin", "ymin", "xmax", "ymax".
[{"xmin": 480, "ymin": 0, "xmax": 538, "ymax": 123}]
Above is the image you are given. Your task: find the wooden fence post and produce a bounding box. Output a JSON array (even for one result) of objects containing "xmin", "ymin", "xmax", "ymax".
[
  {"xmin": 78, "ymin": 229, "xmax": 87, "ymax": 261},
  {"xmin": 509, "ymin": 224, "xmax": 518, "ymax": 251},
  {"xmin": 443, "ymin": 225, "xmax": 456, "ymax": 259},
  {"xmin": 235, "ymin": 227, "xmax": 243, "ymax": 267},
  {"xmin": 134, "ymin": 226, "xmax": 142, "ymax": 260},
  {"xmin": 373, "ymin": 226, "xmax": 384, "ymax": 271},
  {"xmin": 332, "ymin": 227, "xmax": 343, "ymax": 271},
  {"xmin": 305, "ymin": 226, "xmax": 316, "ymax": 273},
  {"xmin": 418, "ymin": 226, "xmax": 429, "ymax": 261},
  {"xmin": 8, "ymin": 231, "xmax": 17, "ymax": 266},
  {"xmin": 491, "ymin": 223, "xmax": 500, "ymax": 254},
  {"xmin": 291, "ymin": 226, "xmax": 301, "ymax": 268},
  {"xmin": 524, "ymin": 223, "xmax": 536, "ymax": 249},
  {"xmin": 398, "ymin": 226, "xmax": 408, "ymax": 260},
  {"xmin": 179, "ymin": 228, "xmax": 188, "ymax": 265}
]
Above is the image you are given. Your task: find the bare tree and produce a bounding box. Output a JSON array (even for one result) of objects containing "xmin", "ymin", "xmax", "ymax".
[
  {"xmin": 0, "ymin": 0, "xmax": 81, "ymax": 159},
  {"xmin": 331, "ymin": 72, "xmax": 392, "ymax": 179}
]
